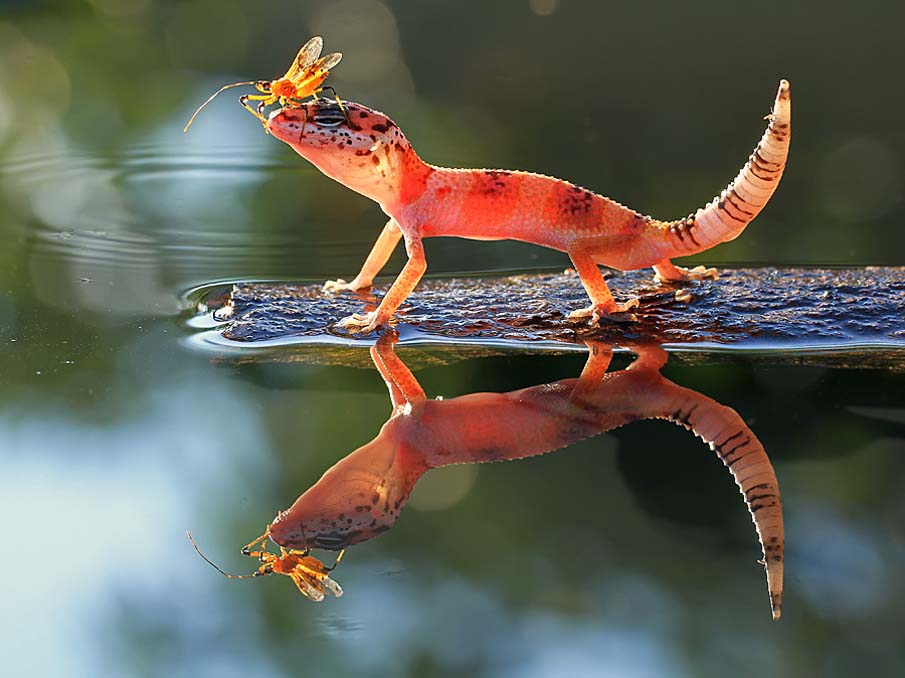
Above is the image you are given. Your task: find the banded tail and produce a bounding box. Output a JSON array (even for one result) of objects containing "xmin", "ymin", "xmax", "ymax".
[
  {"xmin": 663, "ymin": 80, "xmax": 791, "ymax": 253},
  {"xmin": 657, "ymin": 385, "xmax": 784, "ymax": 620}
]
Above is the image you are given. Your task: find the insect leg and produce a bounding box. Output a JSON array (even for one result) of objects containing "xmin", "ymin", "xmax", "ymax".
[
  {"xmin": 317, "ymin": 85, "xmax": 340, "ymax": 102},
  {"xmin": 239, "ymin": 95, "xmax": 266, "ymax": 122},
  {"xmin": 243, "ymin": 551, "xmax": 277, "ymax": 569},
  {"xmin": 239, "ymin": 94, "xmax": 276, "ymax": 122},
  {"xmin": 326, "ymin": 549, "xmax": 346, "ymax": 572},
  {"xmin": 316, "ymin": 86, "xmax": 349, "ymax": 122},
  {"xmin": 241, "ymin": 531, "xmax": 270, "ymax": 557},
  {"xmin": 300, "ymin": 106, "xmax": 310, "ymax": 138}
]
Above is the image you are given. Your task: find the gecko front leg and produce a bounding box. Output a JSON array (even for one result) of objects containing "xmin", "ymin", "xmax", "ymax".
[
  {"xmin": 370, "ymin": 332, "xmax": 427, "ymax": 412},
  {"xmin": 337, "ymin": 233, "xmax": 426, "ymax": 334},
  {"xmin": 324, "ymin": 218, "xmax": 402, "ymax": 293}
]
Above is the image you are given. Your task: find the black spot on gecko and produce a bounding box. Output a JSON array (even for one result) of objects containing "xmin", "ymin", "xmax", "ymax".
[
  {"xmin": 473, "ymin": 171, "xmax": 513, "ymax": 197},
  {"xmin": 560, "ymin": 185, "xmax": 595, "ymax": 215}
]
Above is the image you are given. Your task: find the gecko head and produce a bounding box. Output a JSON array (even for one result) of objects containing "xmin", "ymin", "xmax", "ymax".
[
  {"xmin": 268, "ymin": 422, "xmax": 428, "ymax": 551},
  {"xmin": 266, "ymin": 99, "xmax": 413, "ymax": 206}
]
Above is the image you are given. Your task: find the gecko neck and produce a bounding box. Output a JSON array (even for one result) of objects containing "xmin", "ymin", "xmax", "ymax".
[
  {"xmin": 301, "ymin": 136, "xmax": 434, "ymax": 215},
  {"xmin": 376, "ymin": 143, "xmax": 434, "ymax": 215}
]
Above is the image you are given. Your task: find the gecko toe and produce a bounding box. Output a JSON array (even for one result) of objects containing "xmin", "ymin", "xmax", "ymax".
[
  {"xmin": 595, "ymin": 311, "xmax": 639, "ymax": 324},
  {"xmin": 674, "ymin": 288, "xmax": 694, "ymax": 303},
  {"xmin": 569, "ymin": 300, "xmax": 639, "ymax": 325},
  {"xmin": 336, "ymin": 311, "xmax": 385, "ymax": 334},
  {"xmin": 324, "ymin": 279, "xmax": 352, "ymax": 293},
  {"xmin": 690, "ymin": 266, "xmax": 719, "ymax": 281},
  {"xmin": 655, "ymin": 265, "xmax": 719, "ymax": 284}
]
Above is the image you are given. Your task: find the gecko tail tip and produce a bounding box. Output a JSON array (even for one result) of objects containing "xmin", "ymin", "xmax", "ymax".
[
  {"xmin": 770, "ymin": 592, "xmax": 783, "ymax": 621},
  {"xmin": 777, "ymin": 79, "xmax": 791, "ymax": 99}
]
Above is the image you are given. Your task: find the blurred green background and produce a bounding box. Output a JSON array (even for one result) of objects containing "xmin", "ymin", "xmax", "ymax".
[{"xmin": 0, "ymin": 1, "xmax": 904, "ymax": 677}]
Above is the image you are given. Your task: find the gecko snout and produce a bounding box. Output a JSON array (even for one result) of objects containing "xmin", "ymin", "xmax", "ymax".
[{"xmin": 267, "ymin": 107, "xmax": 308, "ymax": 141}]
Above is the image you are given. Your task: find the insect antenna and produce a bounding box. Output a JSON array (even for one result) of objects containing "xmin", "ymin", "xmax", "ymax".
[
  {"xmin": 186, "ymin": 530, "xmax": 268, "ymax": 579},
  {"xmin": 183, "ymin": 81, "xmax": 257, "ymax": 132}
]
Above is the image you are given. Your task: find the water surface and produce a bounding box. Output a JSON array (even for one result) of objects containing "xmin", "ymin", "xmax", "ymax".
[{"xmin": 1, "ymin": 143, "xmax": 903, "ymax": 678}]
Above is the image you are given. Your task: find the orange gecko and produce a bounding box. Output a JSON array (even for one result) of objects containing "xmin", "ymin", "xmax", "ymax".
[
  {"xmin": 263, "ymin": 80, "xmax": 791, "ymax": 333},
  {"xmin": 260, "ymin": 335, "xmax": 784, "ymax": 619}
]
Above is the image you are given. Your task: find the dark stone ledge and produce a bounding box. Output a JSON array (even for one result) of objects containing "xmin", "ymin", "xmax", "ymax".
[{"xmin": 201, "ymin": 267, "xmax": 905, "ymax": 369}]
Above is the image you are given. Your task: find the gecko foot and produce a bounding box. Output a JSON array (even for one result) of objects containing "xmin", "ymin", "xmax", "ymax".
[
  {"xmin": 653, "ymin": 264, "xmax": 718, "ymax": 284},
  {"xmin": 324, "ymin": 278, "xmax": 367, "ymax": 294},
  {"xmin": 568, "ymin": 298, "xmax": 640, "ymax": 324},
  {"xmin": 674, "ymin": 288, "xmax": 694, "ymax": 303},
  {"xmin": 336, "ymin": 311, "xmax": 385, "ymax": 334}
]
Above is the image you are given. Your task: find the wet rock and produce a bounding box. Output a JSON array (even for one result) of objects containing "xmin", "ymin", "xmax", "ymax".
[{"xmin": 216, "ymin": 268, "xmax": 905, "ymax": 355}]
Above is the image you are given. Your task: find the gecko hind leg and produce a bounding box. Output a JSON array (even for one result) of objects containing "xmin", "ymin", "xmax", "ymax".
[
  {"xmin": 653, "ymin": 260, "xmax": 718, "ymax": 284},
  {"xmin": 567, "ymin": 242, "xmax": 639, "ymax": 324}
]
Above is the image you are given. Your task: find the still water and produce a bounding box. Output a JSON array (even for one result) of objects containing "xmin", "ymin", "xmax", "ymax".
[{"xmin": 1, "ymin": 143, "xmax": 903, "ymax": 678}]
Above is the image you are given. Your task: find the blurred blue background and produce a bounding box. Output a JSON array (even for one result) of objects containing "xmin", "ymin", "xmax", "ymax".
[{"xmin": 0, "ymin": 1, "xmax": 903, "ymax": 677}]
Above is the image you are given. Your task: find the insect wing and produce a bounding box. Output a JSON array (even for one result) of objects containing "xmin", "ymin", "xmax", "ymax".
[
  {"xmin": 312, "ymin": 52, "xmax": 342, "ymax": 74},
  {"xmin": 290, "ymin": 570, "xmax": 326, "ymax": 602},
  {"xmin": 320, "ymin": 574, "xmax": 344, "ymax": 598},
  {"xmin": 282, "ymin": 36, "xmax": 323, "ymax": 81},
  {"xmin": 296, "ymin": 555, "xmax": 343, "ymax": 598}
]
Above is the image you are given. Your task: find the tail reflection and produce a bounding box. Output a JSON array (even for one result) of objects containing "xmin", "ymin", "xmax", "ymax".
[{"xmin": 267, "ymin": 335, "xmax": 784, "ymax": 620}]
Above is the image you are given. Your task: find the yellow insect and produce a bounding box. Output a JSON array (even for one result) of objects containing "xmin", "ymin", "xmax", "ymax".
[
  {"xmin": 183, "ymin": 36, "xmax": 343, "ymax": 132},
  {"xmin": 187, "ymin": 530, "xmax": 345, "ymax": 602}
]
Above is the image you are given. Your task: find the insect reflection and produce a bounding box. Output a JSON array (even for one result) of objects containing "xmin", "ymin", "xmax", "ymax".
[
  {"xmin": 183, "ymin": 35, "xmax": 343, "ymax": 132},
  {"xmin": 187, "ymin": 529, "xmax": 344, "ymax": 602}
]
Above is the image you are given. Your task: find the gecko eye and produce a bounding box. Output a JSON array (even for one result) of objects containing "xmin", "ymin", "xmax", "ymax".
[
  {"xmin": 310, "ymin": 532, "xmax": 349, "ymax": 549},
  {"xmin": 313, "ymin": 110, "xmax": 346, "ymax": 127}
]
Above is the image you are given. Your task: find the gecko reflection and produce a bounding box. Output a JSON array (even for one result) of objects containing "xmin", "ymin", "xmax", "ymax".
[{"xmin": 266, "ymin": 336, "xmax": 784, "ymax": 620}]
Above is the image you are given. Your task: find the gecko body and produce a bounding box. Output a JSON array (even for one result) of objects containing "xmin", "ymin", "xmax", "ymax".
[{"xmin": 266, "ymin": 81, "xmax": 791, "ymax": 332}]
